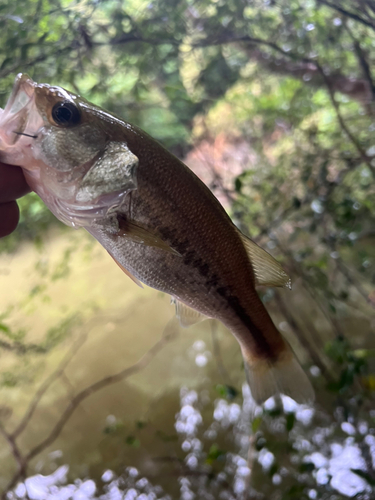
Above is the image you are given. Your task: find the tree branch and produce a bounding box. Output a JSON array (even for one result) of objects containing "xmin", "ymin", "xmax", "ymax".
[
  {"xmin": 243, "ymin": 47, "xmax": 372, "ymax": 104},
  {"xmin": 11, "ymin": 333, "xmax": 88, "ymax": 440},
  {"xmin": 344, "ymin": 22, "xmax": 375, "ymax": 102},
  {"xmin": 316, "ymin": 62, "xmax": 375, "ymax": 176},
  {"xmin": 317, "ymin": 0, "xmax": 375, "ymax": 30},
  {"xmin": 335, "ymin": 258, "xmax": 375, "ymax": 308},
  {"xmin": 98, "ymin": 30, "xmax": 374, "ymax": 105},
  {"xmin": 25, "ymin": 321, "xmax": 178, "ymax": 461},
  {"xmin": 0, "ymin": 425, "xmax": 27, "ymax": 495}
]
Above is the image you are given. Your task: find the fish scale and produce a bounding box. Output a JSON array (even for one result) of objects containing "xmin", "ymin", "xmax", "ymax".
[{"xmin": 0, "ymin": 73, "xmax": 314, "ymax": 405}]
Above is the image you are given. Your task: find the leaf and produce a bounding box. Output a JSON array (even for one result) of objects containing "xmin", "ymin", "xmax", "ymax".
[
  {"xmin": 251, "ymin": 415, "xmax": 262, "ymax": 433},
  {"xmin": 0, "ymin": 323, "xmax": 10, "ymax": 334},
  {"xmin": 1, "ymin": 372, "xmax": 19, "ymax": 388},
  {"xmin": 206, "ymin": 444, "xmax": 226, "ymax": 464},
  {"xmin": 103, "ymin": 421, "xmax": 124, "ymax": 434},
  {"xmin": 125, "ymin": 435, "xmax": 140, "ymax": 448},
  {"xmin": 215, "ymin": 384, "xmax": 238, "ymax": 400},
  {"xmin": 136, "ymin": 420, "xmax": 147, "ymax": 429}
]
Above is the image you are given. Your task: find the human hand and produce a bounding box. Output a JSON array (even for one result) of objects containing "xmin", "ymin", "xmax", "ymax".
[{"xmin": 0, "ymin": 163, "xmax": 30, "ymax": 238}]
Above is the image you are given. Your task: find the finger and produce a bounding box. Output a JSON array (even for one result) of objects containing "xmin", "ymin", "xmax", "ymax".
[
  {"xmin": 0, "ymin": 163, "xmax": 30, "ymax": 202},
  {"xmin": 0, "ymin": 201, "xmax": 20, "ymax": 238}
]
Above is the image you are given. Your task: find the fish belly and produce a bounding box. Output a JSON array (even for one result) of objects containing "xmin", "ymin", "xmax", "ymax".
[{"xmin": 87, "ymin": 216, "xmax": 229, "ymax": 319}]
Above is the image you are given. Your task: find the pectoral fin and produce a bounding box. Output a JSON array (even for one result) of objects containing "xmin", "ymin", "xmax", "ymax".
[
  {"xmin": 108, "ymin": 251, "xmax": 143, "ymax": 288},
  {"xmin": 117, "ymin": 216, "xmax": 181, "ymax": 256},
  {"xmin": 239, "ymin": 231, "xmax": 291, "ymax": 289},
  {"xmin": 171, "ymin": 297, "xmax": 208, "ymax": 327}
]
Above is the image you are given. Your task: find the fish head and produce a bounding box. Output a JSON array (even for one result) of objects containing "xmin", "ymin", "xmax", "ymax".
[{"xmin": 0, "ymin": 74, "xmax": 138, "ymax": 227}]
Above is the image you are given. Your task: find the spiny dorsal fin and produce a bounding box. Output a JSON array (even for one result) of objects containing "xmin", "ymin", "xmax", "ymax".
[
  {"xmin": 108, "ymin": 251, "xmax": 143, "ymax": 288},
  {"xmin": 171, "ymin": 297, "xmax": 208, "ymax": 328},
  {"xmin": 117, "ymin": 217, "xmax": 181, "ymax": 257},
  {"xmin": 238, "ymin": 231, "xmax": 291, "ymax": 289}
]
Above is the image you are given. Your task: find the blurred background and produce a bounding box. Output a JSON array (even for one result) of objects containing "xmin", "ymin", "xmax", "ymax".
[{"xmin": 0, "ymin": 1, "xmax": 375, "ymax": 499}]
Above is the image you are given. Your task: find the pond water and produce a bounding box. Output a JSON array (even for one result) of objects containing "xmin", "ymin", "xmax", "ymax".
[{"xmin": 0, "ymin": 228, "xmax": 374, "ymax": 500}]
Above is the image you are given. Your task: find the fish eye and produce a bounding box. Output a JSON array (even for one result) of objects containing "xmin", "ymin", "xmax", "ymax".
[{"xmin": 51, "ymin": 101, "xmax": 81, "ymax": 127}]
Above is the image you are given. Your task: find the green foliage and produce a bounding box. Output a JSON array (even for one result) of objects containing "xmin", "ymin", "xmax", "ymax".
[
  {"xmin": 251, "ymin": 415, "xmax": 263, "ymax": 433},
  {"xmin": 206, "ymin": 443, "xmax": 226, "ymax": 464},
  {"xmin": 103, "ymin": 420, "xmax": 124, "ymax": 435},
  {"xmin": 0, "ymin": 310, "xmax": 81, "ymax": 355},
  {"xmin": 215, "ymin": 384, "xmax": 238, "ymax": 400},
  {"xmin": 1, "ymin": 371, "xmax": 21, "ymax": 387},
  {"xmin": 125, "ymin": 435, "xmax": 140, "ymax": 448},
  {"xmin": 325, "ymin": 336, "xmax": 374, "ymax": 396},
  {"xmin": 41, "ymin": 313, "xmax": 80, "ymax": 350}
]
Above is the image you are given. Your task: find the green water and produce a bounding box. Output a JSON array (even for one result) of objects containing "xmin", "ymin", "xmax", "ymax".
[{"xmin": 0, "ymin": 229, "xmax": 242, "ymax": 494}]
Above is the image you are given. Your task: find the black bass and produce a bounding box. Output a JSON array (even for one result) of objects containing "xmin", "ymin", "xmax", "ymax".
[{"xmin": 0, "ymin": 74, "xmax": 314, "ymax": 404}]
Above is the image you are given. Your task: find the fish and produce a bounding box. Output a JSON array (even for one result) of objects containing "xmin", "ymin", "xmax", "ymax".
[{"xmin": 0, "ymin": 74, "xmax": 314, "ymax": 404}]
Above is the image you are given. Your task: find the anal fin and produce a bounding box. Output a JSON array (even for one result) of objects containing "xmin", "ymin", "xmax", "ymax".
[
  {"xmin": 171, "ymin": 297, "xmax": 208, "ymax": 328},
  {"xmin": 238, "ymin": 231, "xmax": 291, "ymax": 289}
]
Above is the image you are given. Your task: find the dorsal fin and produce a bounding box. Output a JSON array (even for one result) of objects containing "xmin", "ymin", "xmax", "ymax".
[
  {"xmin": 238, "ymin": 231, "xmax": 291, "ymax": 289},
  {"xmin": 171, "ymin": 297, "xmax": 208, "ymax": 328},
  {"xmin": 108, "ymin": 251, "xmax": 143, "ymax": 288}
]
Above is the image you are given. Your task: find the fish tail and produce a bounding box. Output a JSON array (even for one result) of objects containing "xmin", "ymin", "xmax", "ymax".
[{"xmin": 241, "ymin": 340, "xmax": 315, "ymax": 405}]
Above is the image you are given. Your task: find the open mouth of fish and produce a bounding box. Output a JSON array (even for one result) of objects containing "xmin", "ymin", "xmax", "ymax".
[
  {"xmin": 0, "ymin": 74, "xmax": 42, "ymax": 153},
  {"xmin": 0, "ymin": 74, "xmax": 137, "ymax": 228}
]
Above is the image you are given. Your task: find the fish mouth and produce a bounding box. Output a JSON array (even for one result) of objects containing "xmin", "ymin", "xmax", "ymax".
[{"xmin": 0, "ymin": 73, "xmax": 39, "ymax": 149}]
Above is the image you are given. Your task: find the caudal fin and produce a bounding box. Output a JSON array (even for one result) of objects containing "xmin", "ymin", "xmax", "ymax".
[{"xmin": 243, "ymin": 347, "xmax": 315, "ymax": 405}]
